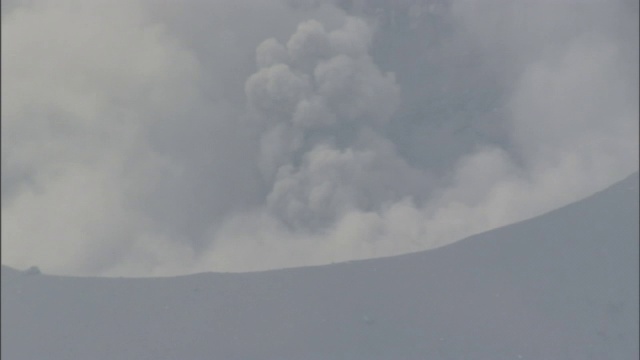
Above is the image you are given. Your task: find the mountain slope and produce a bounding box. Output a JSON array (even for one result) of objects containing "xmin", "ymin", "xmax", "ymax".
[{"xmin": 2, "ymin": 172, "xmax": 638, "ymax": 360}]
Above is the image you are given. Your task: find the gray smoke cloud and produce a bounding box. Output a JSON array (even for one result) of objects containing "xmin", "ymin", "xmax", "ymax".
[{"xmin": 2, "ymin": 0, "xmax": 637, "ymax": 276}]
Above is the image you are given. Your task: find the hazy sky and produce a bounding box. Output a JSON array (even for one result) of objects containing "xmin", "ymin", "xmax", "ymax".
[{"xmin": 2, "ymin": 0, "xmax": 638, "ymax": 276}]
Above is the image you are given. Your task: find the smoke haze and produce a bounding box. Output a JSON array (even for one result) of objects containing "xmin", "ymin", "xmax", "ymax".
[{"xmin": 2, "ymin": 0, "xmax": 638, "ymax": 276}]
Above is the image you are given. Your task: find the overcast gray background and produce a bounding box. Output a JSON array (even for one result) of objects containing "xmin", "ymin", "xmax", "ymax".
[{"xmin": 2, "ymin": 0, "xmax": 638, "ymax": 276}]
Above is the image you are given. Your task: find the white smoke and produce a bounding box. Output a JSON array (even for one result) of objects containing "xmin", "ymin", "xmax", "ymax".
[{"xmin": 2, "ymin": 0, "xmax": 637, "ymax": 276}]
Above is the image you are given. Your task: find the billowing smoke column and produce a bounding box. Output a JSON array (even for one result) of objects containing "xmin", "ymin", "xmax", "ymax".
[
  {"xmin": 1, "ymin": 0, "xmax": 638, "ymax": 276},
  {"xmin": 245, "ymin": 17, "xmax": 426, "ymax": 231}
]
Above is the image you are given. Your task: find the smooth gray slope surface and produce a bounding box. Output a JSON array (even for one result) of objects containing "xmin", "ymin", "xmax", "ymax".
[{"xmin": 2, "ymin": 173, "xmax": 638, "ymax": 360}]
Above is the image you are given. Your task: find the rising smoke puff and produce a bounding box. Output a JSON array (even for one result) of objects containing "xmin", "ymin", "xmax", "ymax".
[{"xmin": 243, "ymin": 16, "xmax": 412, "ymax": 234}]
